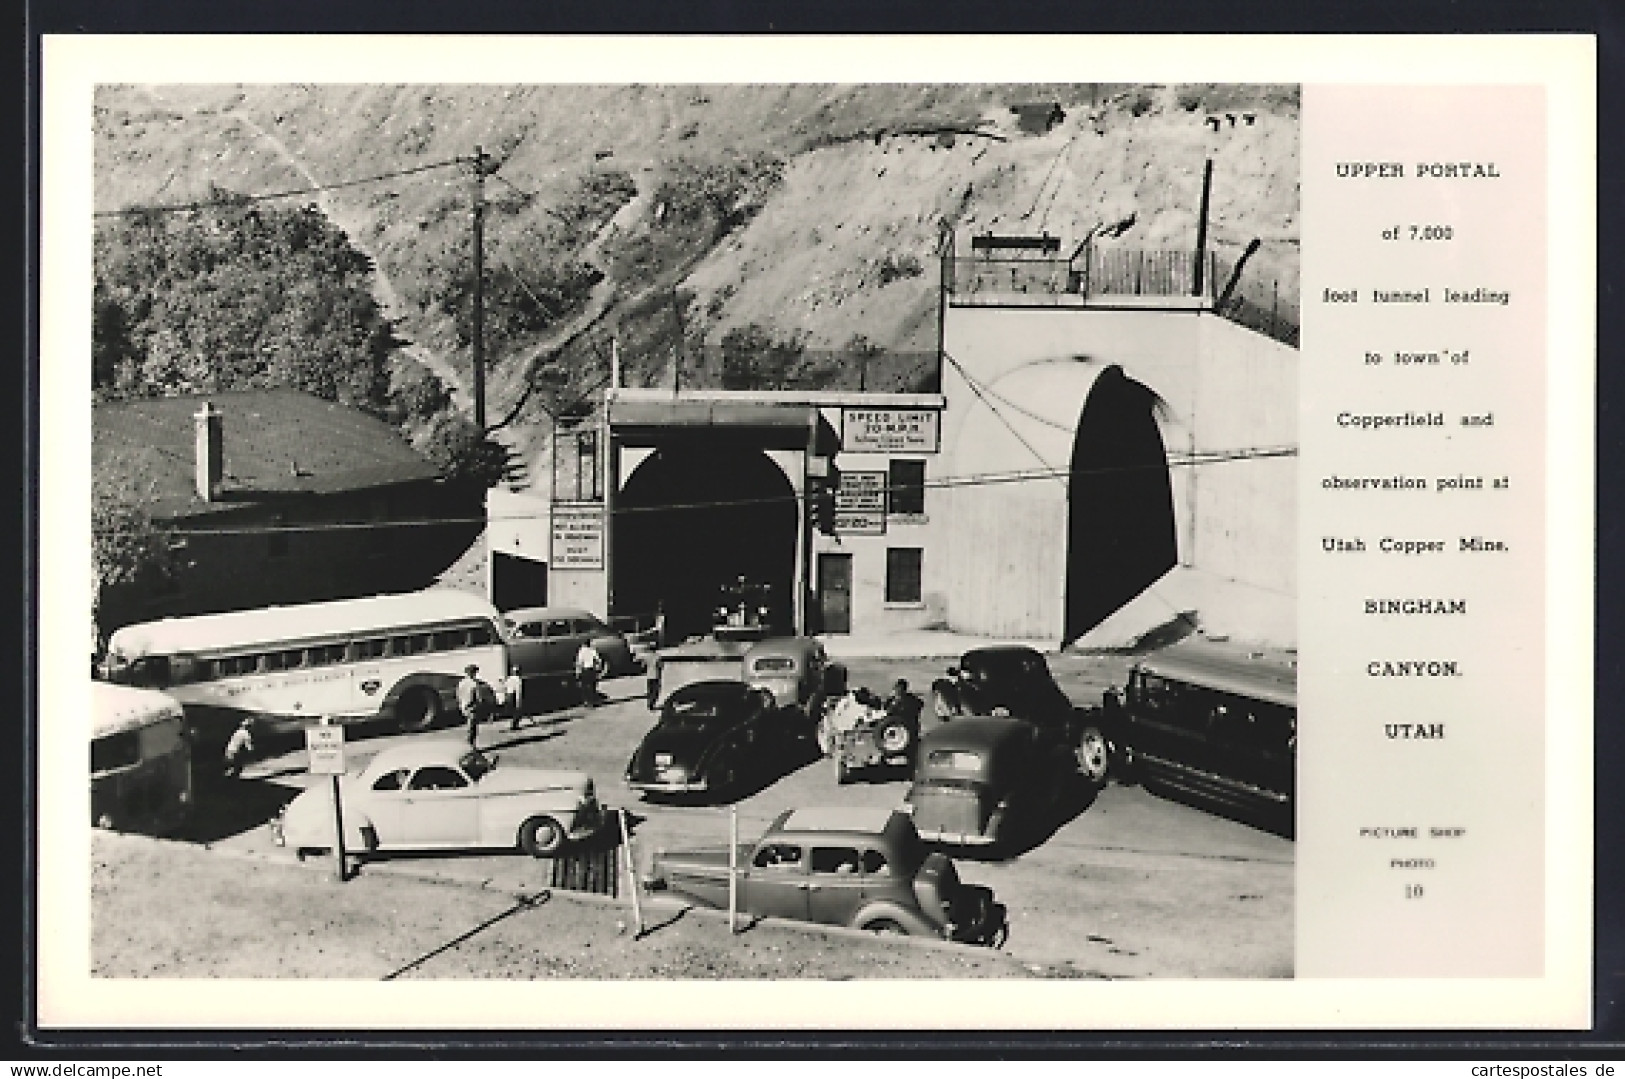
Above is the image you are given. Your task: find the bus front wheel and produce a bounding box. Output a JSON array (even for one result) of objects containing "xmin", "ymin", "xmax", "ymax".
[{"xmin": 395, "ymin": 688, "xmax": 440, "ymax": 733}]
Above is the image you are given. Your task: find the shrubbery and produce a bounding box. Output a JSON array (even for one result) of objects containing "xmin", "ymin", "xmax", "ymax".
[{"xmin": 93, "ymin": 193, "xmax": 398, "ymax": 416}]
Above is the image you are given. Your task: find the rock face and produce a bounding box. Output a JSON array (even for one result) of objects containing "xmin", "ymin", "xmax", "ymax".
[{"xmin": 94, "ymin": 83, "xmax": 1299, "ymax": 401}]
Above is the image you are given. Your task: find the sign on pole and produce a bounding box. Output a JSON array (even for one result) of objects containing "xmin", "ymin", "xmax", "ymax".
[
  {"xmin": 307, "ymin": 719, "xmax": 348, "ymax": 882},
  {"xmin": 305, "ymin": 724, "xmax": 347, "ymax": 775}
]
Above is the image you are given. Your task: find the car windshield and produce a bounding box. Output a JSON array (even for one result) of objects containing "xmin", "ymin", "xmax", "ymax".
[
  {"xmin": 459, "ymin": 749, "xmax": 494, "ymax": 781},
  {"xmin": 661, "ymin": 690, "xmax": 741, "ymax": 729}
]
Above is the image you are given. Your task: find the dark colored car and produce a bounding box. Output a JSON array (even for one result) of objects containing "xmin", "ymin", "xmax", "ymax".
[
  {"xmin": 1113, "ymin": 641, "xmax": 1297, "ymax": 817},
  {"xmin": 503, "ymin": 606, "xmax": 643, "ymax": 687},
  {"xmin": 624, "ymin": 680, "xmax": 807, "ymax": 800},
  {"xmin": 645, "ymin": 639, "xmax": 750, "ymax": 710},
  {"xmin": 645, "ymin": 635, "xmax": 828, "ymax": 714},
  {"xmin": 741, "ymin": 637, "xmax": 829, "ymax": 716},
  {"xmin": 948, "ymin": 646, "xmax": 1112, "ymax": 786},
  {"xmin": 904, "ymin": 716, "xmax": 1078, "ymax": 851},
  {"xmin": 642, "ymin": 806, "xmax": 1008, "ymax": 945}
]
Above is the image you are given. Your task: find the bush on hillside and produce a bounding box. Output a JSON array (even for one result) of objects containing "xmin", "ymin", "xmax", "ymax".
[
  {"xmin": 92, "ymin": 192, "xmax": 398, "ymax": 416},
  {"xmin": 420, "ymin": 413, "xmax": 510, "ymax": 490}
]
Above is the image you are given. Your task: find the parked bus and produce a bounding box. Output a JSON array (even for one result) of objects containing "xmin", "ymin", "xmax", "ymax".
[
  {"xmin": 92, "ymin": 682, "xmax": 192, "ymax": 835},
  {"xmin": 1111, "ymin": 640, "xmax": 1296, "ymax": 821},
  {"xmin": 99, "ymin": 590, "xmax": 507, "ymax": 739}
]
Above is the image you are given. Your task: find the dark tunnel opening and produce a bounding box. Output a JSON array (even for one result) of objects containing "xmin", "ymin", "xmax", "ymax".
[
  {"xmin": 1063, "ymin": 366, "xmax": 1178, "ymax": 646},
  {"xmin": 612, "ymin": 440, "xmax": 799, "ymax": 641}
]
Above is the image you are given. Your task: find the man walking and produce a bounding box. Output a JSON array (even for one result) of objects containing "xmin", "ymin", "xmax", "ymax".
[
  {"xmin": 574, "ymin": 642, "xmax": 605, "ymax": 707},
  {"xmin": 504, "ymin": 665, "xmax": 525, "ymax": 732},
  {"xmin": 457, "ymin": 664, "xmax": 495, "ymax": 746},
  {"xmin": 222, "ymin": 718, "xmax": 255, "ymax": 779}
]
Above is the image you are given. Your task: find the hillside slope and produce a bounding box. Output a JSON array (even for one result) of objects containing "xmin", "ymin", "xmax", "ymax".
[{"xmin": 94, "ymin": 82, "xmax": 1299, "ymax": 482}]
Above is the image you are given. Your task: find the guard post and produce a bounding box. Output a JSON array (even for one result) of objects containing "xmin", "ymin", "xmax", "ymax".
[{"xmin": 306, "ymin": 716, "xmax": 348, "ymax": 882}]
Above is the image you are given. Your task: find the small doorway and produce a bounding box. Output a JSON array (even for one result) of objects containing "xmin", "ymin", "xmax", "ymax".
[{"xmin": 818, "ymin": 553, "xmax": 853, "ymax": 635}]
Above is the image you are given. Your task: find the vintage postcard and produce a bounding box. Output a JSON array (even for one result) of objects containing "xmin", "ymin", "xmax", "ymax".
[{"xmin": 36, "ymin": 34, "xmax": 1595, "ymax": 1030}]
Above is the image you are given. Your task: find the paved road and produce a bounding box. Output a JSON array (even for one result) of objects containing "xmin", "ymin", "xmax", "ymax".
[{"xmin": 202, "ymin": 654, "xmax": 1293, "ymax": 979}]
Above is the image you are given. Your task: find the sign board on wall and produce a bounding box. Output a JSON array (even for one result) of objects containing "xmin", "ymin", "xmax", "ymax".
[
  {"xmin": 835, "ymin": 470, "xmax": 887, "ymax": 535},
  {"xmin": 841, "ymin": 408, "xmax": 941, "ymax": 453},
  {"xmin": 550, "ymin": 510, "xmax": 605, "ymax": 570}
]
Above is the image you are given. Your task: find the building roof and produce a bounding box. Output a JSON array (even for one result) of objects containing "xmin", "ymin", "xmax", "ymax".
[{"xmin": 93, "ymin": 388, "xmax": 440, "ymax": 519}]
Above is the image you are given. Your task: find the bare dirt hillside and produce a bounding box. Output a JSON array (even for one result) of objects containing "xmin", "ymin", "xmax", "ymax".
[{"xmin": 94, "ymin": 83, "xmax": 1298, "ymax": 477}]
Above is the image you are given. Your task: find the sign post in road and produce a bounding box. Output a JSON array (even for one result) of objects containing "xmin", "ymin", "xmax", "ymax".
[{"xmin": 306, "ymin": 718, "xmax": 348, "ymax": 882}]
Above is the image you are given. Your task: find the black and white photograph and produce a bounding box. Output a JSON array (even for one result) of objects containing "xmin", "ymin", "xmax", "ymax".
[
  {"xmin": 35, "ymin": 33, "xmax": 1595, "ymax": 1034},
  {"xmin": 80, "ymin": 75, "xmax": 1300, "ymax": 985}
]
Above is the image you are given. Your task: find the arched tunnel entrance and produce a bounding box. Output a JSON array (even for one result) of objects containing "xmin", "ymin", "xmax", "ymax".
[
  {"xmin": 613, "ymin": 440, "xmax": 799, "ymax": 641},
  {"xmin": 1063, "ymin": 366, "xmax": 1178, "ymax": 645}
]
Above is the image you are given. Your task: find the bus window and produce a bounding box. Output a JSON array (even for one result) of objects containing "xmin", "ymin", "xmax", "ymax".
[
  {"xmin": 353, "ymin": 638, "xmax": 387, "ymax": 661},
  {"xmin": 467, "ymin": 622, "xmax": 495, "ymax": 646},
  {"xmin": 432, "ymin": 629, "xmax": 469, "ymax": 652},
  {"xmin": 394, "ymin": 634, "xmax": 431, "ymax": 656},
  {"xmin": 216, "ymin": 655, "xmax": 257, "ymax": 677},
  {"xmin": 307, "ymin": 644, "xmax": 346, "ymax": 666}
]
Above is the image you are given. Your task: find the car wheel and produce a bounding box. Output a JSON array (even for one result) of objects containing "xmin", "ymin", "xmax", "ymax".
[
  {"xmin": 519, "ymin": 815, "xmax": 566, "ymax": 858},
  {"xmin": 1075, "ymin": 725, "xmax": 1110, "ymax": 786},
  {"xmin": 395, "ymin": 688, "xmax": 440, "ymax": 733},
  {"xmin": 860, "ymin": 917, "xmax": 907, "ymax": 935},
  {"xmin": 876, "ymin": 718, "xmax": 915, "ymax": 757}
]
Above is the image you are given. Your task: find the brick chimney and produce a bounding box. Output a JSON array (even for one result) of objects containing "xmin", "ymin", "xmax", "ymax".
[{"xmin": 193, "ymin": 401, "xmax": 223, "ymax": 501}]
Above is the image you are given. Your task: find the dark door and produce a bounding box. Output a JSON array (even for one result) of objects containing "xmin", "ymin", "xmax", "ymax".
[{"xmin": 818, "ymin": 553, "xmax": 853, "ymax": 635}]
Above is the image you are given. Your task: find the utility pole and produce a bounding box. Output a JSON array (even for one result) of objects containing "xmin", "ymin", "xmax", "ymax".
[
  {"xmin": 470, "ymin": 146, "xmax": 498, "ymax": 430},
  {"xmin": 1193, "ymin": 157, "xmax": 1213, "ymax": 300}
]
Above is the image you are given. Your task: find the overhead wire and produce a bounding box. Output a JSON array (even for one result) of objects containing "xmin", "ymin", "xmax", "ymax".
[
  {"xmin": 92, "ymin": 157, "xmax": 469, "ymax": 218},
  {"xmin": 146, "ymin": 447, "xmax": 1298, "ymax": 537}
]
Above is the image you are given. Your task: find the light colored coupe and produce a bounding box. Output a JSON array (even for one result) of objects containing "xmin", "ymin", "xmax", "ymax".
[{"xmin": 274, "ymin": 741, "xmax": 602, "ymax": 858}]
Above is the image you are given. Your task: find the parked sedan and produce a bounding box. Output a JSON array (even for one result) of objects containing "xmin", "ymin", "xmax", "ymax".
[
  {"xmin": 625, "ymin": 680, "xmax": 806, "ymax": 800},
  {"xmin": 274, "ymin": 740, "xmax": 602, "ymax": 858},
  {"xmin": 503, "ymin": 606, "xmax": 643, "ymax": 686},
  {"xmin": 643, "ymin": 806, "xmax": 1008, "ymax": 945},
  {"xmin": 948, "ymin": 646, "xmax": 1111, "ymax": 786},
  {"xmin": 904, "ymin": 716, "xmax": 1078, "ymax": 852}
]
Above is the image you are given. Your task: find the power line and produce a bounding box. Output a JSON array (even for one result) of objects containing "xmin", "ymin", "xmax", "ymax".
[
  {"xmin": 939, "ymin": 349, "xmax": 1068, "ymax": 485},
  {"xmin": 141, "ymin": 446, "xmax": 1297, "ymax": 537},
  {"xmin": 92, "ymin": 157, "xmax": 468, "ymax": 218}
]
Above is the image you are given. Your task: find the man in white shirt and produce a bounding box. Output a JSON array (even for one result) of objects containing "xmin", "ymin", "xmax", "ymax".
[
  {"xmin": 503, "ymin": 666, "xmax": 525, "ymax": 731},
  {"xmin": 574, "ymin": 643, "xmax": 605, "ymax": 707}
]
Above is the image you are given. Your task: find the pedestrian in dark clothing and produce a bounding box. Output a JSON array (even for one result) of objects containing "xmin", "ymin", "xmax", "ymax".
[
  {"xmin": 457, "ymin": 664, "xmax": 496, "ymax": 746},
  {"xmin": 885, "ymin": 678, "xmax": 924, "ymax": 727}
]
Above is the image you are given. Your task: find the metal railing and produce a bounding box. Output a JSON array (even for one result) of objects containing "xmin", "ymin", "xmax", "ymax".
[
  {"xmin": 686, "ymin": 347, "xmax": 942, "ymax": 394},
  {"xmin": 944, "ymin": 243, "xmax": 1299, "ymax": 349}
]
